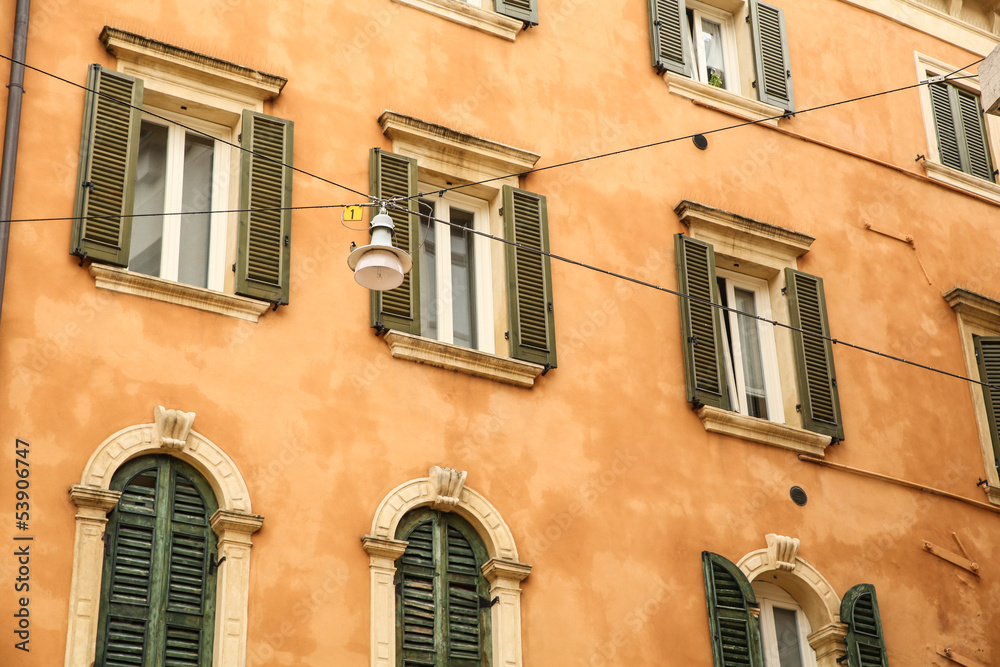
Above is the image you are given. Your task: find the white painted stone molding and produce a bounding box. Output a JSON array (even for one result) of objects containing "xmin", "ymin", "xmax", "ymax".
[
  {"xmin": 429, "ymin": 465, "xmax": 467, "ymax": 511},
  {"xmin": 153, "ymin": 405, "xmax": 196, "ymax": 450},
  {"xmin": 738, "ymin": 539, "xmax": 845, "ymax": 667},
  {"xmin": 65, "ymin": 418, "xmax": 260, "ymax": 667},
  {"xmin": 365, "ymin": 472, "xmax": 530, "ymax": 667},
  {"xmin": 766, "ymin": 533, "xmax": 800, "ymax": 571}
]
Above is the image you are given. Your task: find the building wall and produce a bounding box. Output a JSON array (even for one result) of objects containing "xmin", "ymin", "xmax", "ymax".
[{"xmin": 1, "ymin": 0, "xmax": 999, "ymax": 665}]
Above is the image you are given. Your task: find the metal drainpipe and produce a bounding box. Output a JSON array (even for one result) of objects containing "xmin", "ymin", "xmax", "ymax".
[{"xmin": 0, "ymin": 0, "xmax": 31, "ymax": 331}]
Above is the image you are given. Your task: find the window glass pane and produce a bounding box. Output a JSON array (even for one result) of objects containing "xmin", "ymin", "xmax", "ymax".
[
  {"xmin": 130, "ymin": 121, "xmax": 168, "ymax": 277},
  {"xmin": 418, "ymin": 200, "xmax": 438, "ymax": 341},
  {"xmin": 450, "ymin": 207, "xmax": 476, "ymax": 349},
  {"xmin": 177, "ymin": 133, "xmax": 214, "ymax": 288},
  {"xmin": 701, "ymin": 18, "xmax": 725, "ymax": 88},
  {"xmin": 772, "ymin": 607, "xmax": 804, "ymax": 667},
  {"xmin": 734, "ymin": 288, "xmax": 768, "ymax": 419}
]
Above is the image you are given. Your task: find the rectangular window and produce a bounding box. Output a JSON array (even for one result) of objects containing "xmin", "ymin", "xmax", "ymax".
[
  {"xmin": 717, "ymin": 270, "xmax": 783, "ymax": 422},
  {"xmin": 130, "ymin": 113, "xmax": 230, "ymax": 290},
  {"xmin": 417, "ymin": 190, "xmax": 494, "ymax": 353},
  {"xmin": 686, "ymin": 2, "xmax": 740, "ymax": 92},
  {"xmin": 927, "ymin": 76, "xmax": 995, "ymax": 182}
]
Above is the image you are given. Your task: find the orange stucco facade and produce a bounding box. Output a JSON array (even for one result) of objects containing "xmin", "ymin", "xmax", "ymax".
[{"xmin": 1, "ymin": 0, "xmax": 999, "ymax": 665}]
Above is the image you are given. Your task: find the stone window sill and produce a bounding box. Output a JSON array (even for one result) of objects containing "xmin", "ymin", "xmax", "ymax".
[
  {"xmin": 90, "ymin": 264, "xmax": 271, "ymax": 322},
  {"xmin": 696, "ymin": 405, "xmax": 833, "ymax": 457},
  {"xmin": 664, "ymin": 73, "xmax": 787, "ymax": 127},
  {"xmin": 384, "ymin": 331, "xmax": 544, "ymax": 387},
  {"xmin": 391, "ymin": 0, "xmax": 522, "ymax": 41},
  {"xmin": 923, "ymin": 160, "xmax": 1000, "ymax": 204}
]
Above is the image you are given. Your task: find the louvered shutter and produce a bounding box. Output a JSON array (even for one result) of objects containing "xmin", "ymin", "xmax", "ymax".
[
  {"xmin": 444, "ymin": 525, "xmax": 484, "ymax": 666},
  {"xmin": 495, "ymin": 0, "xmax": 538, "ymax": 26},
  {"xmin": 974, "ymin": 336, "xmax": 1000, "ymax": 474},
  {"xmin": 648, "ymin": 0, "xmax": 690, "ymax": 76},
  {"xmin": 71, "ymin": 64, "xmax": 143, "ymax": 266},
  {"xmin": 749, "ymin": 1, "xmax": 794, "ymax": 112},
  {"xmin": 702, "ymin": 552, "xmax": 763, "ymax": 667},
  {"xmin": 958, "ymin": 89, "xmax": 994, "ymax": 181},
  {"xmin": 399, "ymin": 522, "xmax": 437, "ymax": 667},
  {"xmin": 785, "ymin": 269, "xmax": 843, "ymax": 441},
  {"xmin": 370, "ymin": 148, "xmax": 420, "ymax": 334},
  {"xmin": 396, "ymin": 510, "xmax": 490, "ymax": 667},
  {"xmin": 929, "ymin": 81, "xmax": 964, "ymax": 172},
  {"xmin": 675, "ymin": 235, "xmax": 729, "ymax": 410},
  {"xmin": 236, "ymin": 110, "xmax": 294, "ymax": 305},
  {"xmin": 841, "ymin": 584, "xmax": 889, "ymax": 667},
  {"xmin": 96, "ymin": 456, "xmax": 218, "ymax": 667},
  {"xmin": 503, "ymin": 185, "xmax": 557, "ymax": 368}
]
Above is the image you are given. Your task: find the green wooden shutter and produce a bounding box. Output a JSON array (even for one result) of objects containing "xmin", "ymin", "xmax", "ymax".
[
  {"xmin": 958, "ymin": 88, "xmax": 994, "ymax": 181},
  {"xmin": 396, "ymin": 510, "xmax": 490, "ymax": 667},
  {"xmin": 96, "ymin": 456, "xmax": 218, "ymax": 667},
  {"xmin": 399, "ymin": 521, "xmax": 437, "ymax": 667},
  {"xmin": 785, "ymin": 269, "xmax": 843, "ymax": 441},
  {"xmin": 750, "ymin": 1, "xmax": 794, "ymax": 112},
  {"xmin": 495, "ymin": 0, "xmax": 538, "ymax": 26},
  {"xmin": 841, "ymin": 584, "xmax": 889, "ymax": 667},
  {"xmin": 503, "ymin": 185, "xmax": 557, "ymax": 369},
  {"xmin": 370, "ymin": 148, "xmax": 420, "ymax": 334},
  {"xmin": 236, "ymin": 110, "xmax": 294, "ymax": 305},
  {"xmin": 675, "ymin": 234, "xmax": 729, "ymax": 410},
  {"xmin": 974, "ymin": 336, "xmax": 1000, "ymax": 474},
  {"xmin": 648, "ymin": 0, "xmax": 690, "ymax": 76},
  {"xmin": 71, "ymin": 64, "xmax": 143, "ymax": 266},
  {"xmin": 702, "ymin": 552, "xmax": 763, "ymax": 667},
  {"xmin": 929, "ymin": 81, "xmax": 964, "ymax": 172}
]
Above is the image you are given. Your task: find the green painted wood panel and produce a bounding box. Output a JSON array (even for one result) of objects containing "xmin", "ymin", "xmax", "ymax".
[{"xmin": 841, "ymin": 584, "xmax": 889, "ymax": 667}]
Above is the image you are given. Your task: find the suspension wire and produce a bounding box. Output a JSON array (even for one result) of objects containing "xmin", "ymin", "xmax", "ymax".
[{"xmin": 393, "ymin": 200, "xmax": 1000, "ymax": 391}]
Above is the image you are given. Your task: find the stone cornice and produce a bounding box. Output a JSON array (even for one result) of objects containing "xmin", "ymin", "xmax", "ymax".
[
  {"xmin": 361, "ymin": 535, "xmax": 409, "ymax": 560},
  {"xmin": 945, "ymin": 287, "xmax": 1000, "ymax": 329},
  {"xmin": 481, "ymin": 558, "xmax": 532, "ymax": 583},
  {"xmin": 69, "ymin": 485, "xmax": 121, "ymax": 511},
  {"xmin": 384, "ymin": 331, "xmax": 544, "ymax": 388},
  {"xmin": 100, "ymin": 26, "xmax": 286, "ymax": 99},
  {"xmin": 675, "ymin": 200, "xmax": 815, "ymax": 263},
  {"xmin": 210, "ymin": 509, "xmax": 265, "ymax": 535}
]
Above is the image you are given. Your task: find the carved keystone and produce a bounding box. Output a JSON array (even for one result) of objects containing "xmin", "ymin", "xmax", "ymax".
[
  {"xmin": 429, "ymin": 466, "xmax": 467, "ymax": 511},
  {"xmin": 766, "ymin": 533, "xmax": 800, "ymax": 571},
  {"xmin": 153, "ymin": 406, "xmax": 196, "ymax": 450}
]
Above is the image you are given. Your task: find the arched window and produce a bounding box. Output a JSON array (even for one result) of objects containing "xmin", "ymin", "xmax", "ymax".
[
  {"xmin": 95, "ymin": 455, "xmax": 219, "ymax": 666},
  {"xmin": 395, "ymin": 508, "xmax": 492, "ymax": 667},
  {"xmin": 753, "ymin": 581, "xmax": 817, "ymax": 667}
]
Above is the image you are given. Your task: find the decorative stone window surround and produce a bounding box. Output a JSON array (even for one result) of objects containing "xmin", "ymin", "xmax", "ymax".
[
  {"xmin": 64, "ymin": 407, "xmax": 263, "ymax": 667},
  {"xmin": 738, "ymin": 534, "xmax": 848, "ymax": 667},
  {"xmin": 362, "ymin": 467, "xmax": 531, "ymax": 667},
  {"xmin": 676, "ymin": 200, "xmax": 835, "ymax": 456},
  {"xmin": 391, "ymin": 0, "xmax": 523, "ymax": 41},
  {"xmin": 914, "ymin": 52, "xmax": 1000, "ymax": 203},
  {"xmin": 90, "ymin": 27, "xmax": 286, "ymax": 318},
  {"xmin": 378, "ymin": 111, "xmax": 546, "ymax": 387},
  {"xmin": 945, "ymin": 287, "xmax": 1000, "ymax": 505}
]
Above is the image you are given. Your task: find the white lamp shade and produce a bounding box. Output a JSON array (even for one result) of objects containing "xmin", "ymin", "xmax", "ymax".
[{"xmin": 353, "ymin": 248, "xmax": 405, "ymax": 290}]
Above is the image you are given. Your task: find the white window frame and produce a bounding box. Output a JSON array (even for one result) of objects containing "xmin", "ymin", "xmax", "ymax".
[
  {"xmin": 717, "ymin": 269, "xmax": 785, "ymax": 424},
  {"xmin": 687, "ymin": 1, "xmax": 742, "ymax": 94},
  {"xmin": 915, "ymin": 52, "xmax": 1000, "ymax": 204},
  {"xmin": 417, "ymin": 187, "xmax": 495, "ymax": 354},
  {"xmin": 755, "ymin": 581, "xmax": 819, "ymax": 667},
  {"xmin": 136, "ymin": 110, "xmax": 231, "ymax": 292}
]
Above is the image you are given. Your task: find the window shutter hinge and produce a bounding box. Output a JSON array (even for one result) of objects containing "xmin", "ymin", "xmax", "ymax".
[
  {"xmin": 796, "ymin": 403, "xmax": 802, "ymax": 412},
  {"xmin": 237, "ymin": 133, "xmax": 242, "ymax": 142},
  {"xmin": 82, "ymin": 181, "xmax": 95, "ymax": 194},
  {"xmin": 232, "ymin": 263, "xmax": 236, "ymax": 273},
  {"xmin": 498, "ymin": 207, "xmax": 503, "ymax": 216},
  {"xmin": 285, "ymin": 235, "xmax": 290, "ymax": 246},
  {"xmin": 831, "ymin": 378, "xmax": 838, "ymax": 387},
  {"xmin": 688, "ymin": 335, "xmax": 699, "ymax": 346},
  {"xmin": 479, "ymin": 595, "xmax": 500, "ymax": 608},
  {"xmin": 548, "ymin": 302, "xmax": 553, "ymax": 312},
  {"xmin": 781, "ymin": 286, "xmax": 788, "ymax": 295},
  {"xmin": 752, "ymin": 80, "xmax": 757, "ymax": 89},
  {"xmin": 836, "ymin": 656, "xmax": 849, "ymax": 665},
  {"xmin": 504, "ymin": 331, "xmax": 509, "ymax": 340},
  {"xmin": 745, "ymin": 15, "xmax": 750, "ymax": 23},
  {"xmin": 209, "ymin": 554, "xmax": 227, "ymax": 575},
  {"xmin": 977, "ymin": 477, "xmax": 989, "ymax": 488}
]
